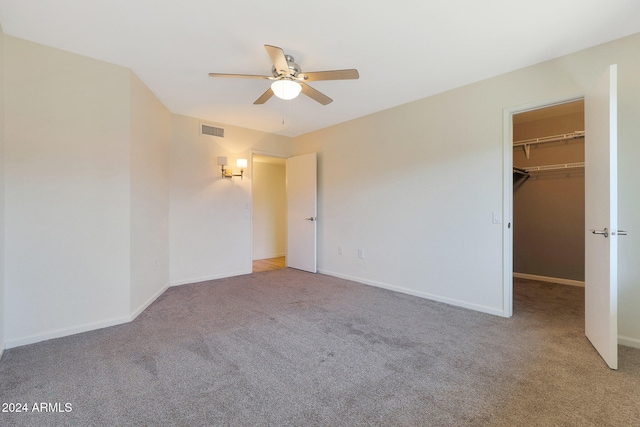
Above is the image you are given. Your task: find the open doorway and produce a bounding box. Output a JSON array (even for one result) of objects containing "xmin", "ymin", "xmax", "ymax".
[
  {"xmin": 251, "ymin": 151, "xmax": 318, "ymax": 274},
  {"xmin": 252, "ymin": 154, "xmax": 287, "ymax": 272},
  {"xmin": 511, "ymin": 100, "xmax": 585, "ymax": 310},
  {"xmin": 504, "ymin": 66, "xmax": 619, "ymax": 368}
]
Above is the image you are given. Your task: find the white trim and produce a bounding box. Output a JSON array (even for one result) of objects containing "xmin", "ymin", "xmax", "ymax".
[
  {"xmin": 6, "ymin": 281, "xmax": 172, "ymax": 350},
  {"xmin": 319, "ymin": 269, "xmax": 505, "ymax": 317},
  {"xmin": 250, "ymin": 149, "xmax": 290, "ymax": 275},
  {"xmin": 618, "ymin": 335, "xmax": 640, "ymax": 349},
  {"xmin": 251, "ymin": 149, "xmax": 288, "ymax": 159},
  {"xmin": 170, "ymin": 269, "xmax": 251, "ymax": 287},
  {"xmin": 250, "ymin": 151, "xmax": 255, "ymax": 277},
  {"xmin": 5, "ymin": 314, "xmax": 132, "ymax": 350},
  {"xmin": 130, "ymin": 282, "xmax": 170, "ymax": 320},
  {"xmin": 253, "ymin": 252, "xmax": 286, "ymax": 261},
  {"xmin": 513, "ymin": 272, "xmax": 585, "ymax": 287},
  {"xmin": 502, "ymin": 108, "xmax": 514, "ymax": 317},
  {"xmin": 503, "ymin": 95, "xmax": 584, "ymax": 318}
]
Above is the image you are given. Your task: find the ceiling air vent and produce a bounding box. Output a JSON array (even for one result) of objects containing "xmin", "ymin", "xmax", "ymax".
[{"xmin": 201, "ymin": 124, "xmax": 224, "ymax": 138}]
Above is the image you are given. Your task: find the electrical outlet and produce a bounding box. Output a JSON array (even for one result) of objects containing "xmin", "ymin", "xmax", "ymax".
[
  {"xmin": 358, "ymin": 249, "xmax": 365, "ymax": 259},
  {"xmin": 338, "ymin": 246, "xmax": 343, "ymax": 255}
]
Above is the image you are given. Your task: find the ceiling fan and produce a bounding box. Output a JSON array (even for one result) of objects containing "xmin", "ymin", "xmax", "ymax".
[{"xmin": 208, "ymin": 45, "xmax": 359, "ymax": 105}]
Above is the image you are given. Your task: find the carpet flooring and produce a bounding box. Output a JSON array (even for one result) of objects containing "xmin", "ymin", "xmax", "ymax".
[{"xmin": 1, "ymin": 270, "xmax": 639, "ymax": 426}]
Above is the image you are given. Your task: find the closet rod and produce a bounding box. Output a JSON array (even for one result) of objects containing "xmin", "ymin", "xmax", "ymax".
[
  {"xmin": 513, "ymin": 131, "xmax": 584, "ymax": 147},
  {"xmin": 521, "ymin": 162, "xmax": 585, "ymax": 172}
]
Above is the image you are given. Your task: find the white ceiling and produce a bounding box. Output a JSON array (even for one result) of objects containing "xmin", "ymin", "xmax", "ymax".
[{"xmin": 1, "ymin": 1, "xmax": 638, "ymax": 137}]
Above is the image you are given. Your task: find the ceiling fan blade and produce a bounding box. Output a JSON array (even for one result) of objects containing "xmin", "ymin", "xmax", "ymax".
[
  {"xmin": 300, "ymin": 69, "xmax": 359, "ymax": 81},
  {"xmin": 300, "ymin": 83, "xmax": 333, "ymax": 105},
  {"xmin": 209, "ymin": 73, "xmax": 272, "ymax": 79},
  {"xmin": 264, "ymin": 45, "xmax": 291, "ymax": 76},
  {"xmin": 253, "ymin": 87, "xmax": 274, "ymax": 105}
]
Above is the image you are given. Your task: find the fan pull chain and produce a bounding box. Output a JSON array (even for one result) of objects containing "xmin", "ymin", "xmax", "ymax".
[{"xmin": 281, "ymin": 99, "xmax": 293, "ymax": 132}]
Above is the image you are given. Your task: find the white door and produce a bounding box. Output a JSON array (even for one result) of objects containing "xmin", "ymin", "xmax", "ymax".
[
  {"xmin": 286, "ymin": 153, "xmax": 317, "ymax": 272},
  {"xmin": 585, "ymin": 64, "xmax": 618, "ymax": 370}
]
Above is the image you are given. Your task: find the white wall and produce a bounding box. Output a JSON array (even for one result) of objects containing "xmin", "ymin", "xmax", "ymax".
[
  {"xmin": 1, "ymin": 34, "xmax": 291, "ymax": 348},
  {"xmin": 0, "ymin": 24, "xmax": 5, "ymax": 357},
  {"xmin": 294, "ymin": 33, "xmax": 640, "ymax": 346},
  {"xmin": 4, "ymin": 37, "xmax": 132, "ymax": 346},
  {"xmin": 252, "ymin": 160, "xmax": 286, "ymax": 260},
  {"xmin": 169, "ymin": 115, "xmax": 292, "ymax": 285},
  {"xmin": 130, "ymin": 73, "xmax": 171, "ymax": 316},
  {"xmin": 2, "ymin": 30, "xmax": 638, "ymax": 350}
]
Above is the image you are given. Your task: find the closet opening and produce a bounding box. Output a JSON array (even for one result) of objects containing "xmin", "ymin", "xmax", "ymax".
[
  {"xmin": 511, "ymin": 100, "xmax": 585, "ymax": 310},
  {"xmin": 251, "ymin": 154, "xmax": 287, "ymax": 273}
]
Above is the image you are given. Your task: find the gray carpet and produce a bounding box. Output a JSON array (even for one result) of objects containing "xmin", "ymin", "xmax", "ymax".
[{"xmin": 1, "ymin": 270, "xmax": 639, "ymax": 426}]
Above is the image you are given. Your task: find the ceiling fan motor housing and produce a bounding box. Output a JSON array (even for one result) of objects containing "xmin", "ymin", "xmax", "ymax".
[
  {"xmin": 209, "ymin": 45, "xmax": 358, "ymax": 105},
  {"xmin": 272, "ymin": 55, "xmax": 301, "ymax": 78}
]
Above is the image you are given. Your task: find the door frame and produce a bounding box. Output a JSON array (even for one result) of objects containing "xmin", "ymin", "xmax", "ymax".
[
  {"xmin": 249, "ymin": 149, "xmax": 289, "ymax": 268},
  {"xmin": 502, "ymin": 95, "xmax": 585, "ymax": 317}
]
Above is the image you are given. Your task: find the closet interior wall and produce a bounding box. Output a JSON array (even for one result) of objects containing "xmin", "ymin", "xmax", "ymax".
[{"xmin": 513, "ymin": 101, "xmax": 585, "ymax": 282}]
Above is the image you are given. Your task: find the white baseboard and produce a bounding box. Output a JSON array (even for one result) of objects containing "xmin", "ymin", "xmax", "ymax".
[
  {"xmin": 170, "ymin": 269, "xmax": 252, "ymax": 287},
  {"xmin": 5, "ymin": 269, "xmax": 252, "ymax": 351},
  {"xmin": 6, "ymin": 282, "xmax": 171, "ymax": 350},
  {"xmin": 514, "ymin": 272, "xmax": 585, "ymax": 287},
  {"xmin": 5, "ymin": 314, "xmax": 132, "ymax": 350},
  {"xmin": 130, "ymin": 282, "xmax": 170, "ymax": 321},
  {"xmin": 619, "ymin": 335, "xmax": 640, "ymax": 349},
  {"xmin": 318, "ymin": 269, "xmax": 505, "ymax": 317},
  {"xmin": 253, "ymin": 253, "xmax": 285, "ymax": 261},
  {"xmin": 4, "ymin": 271, "xmax": 638, "ymax": 357}
]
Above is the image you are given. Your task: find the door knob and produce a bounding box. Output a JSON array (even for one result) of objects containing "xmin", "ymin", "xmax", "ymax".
[
  {"xmin": 590, "ymin": 228, "xmax": 608, "ymax": 238},
  {"xmin": 305, "ymin": 217, "xmax": 316, "ymax": 222}
]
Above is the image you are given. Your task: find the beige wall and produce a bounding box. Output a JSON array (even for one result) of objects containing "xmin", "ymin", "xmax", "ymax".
[
  {"xmin": 293, "ymin": 33, "xmax": 640, "ymax": 347},
  {"xmin": 0, "ymin": 24, "xmax": 5, "ymax": 357},
  {"xmin": 295, "ymin": 90, "xmax": 508, "ymax": 314},
  {"xmin": 1, "ymin": 34, "xmax": 292, "ymax": 347},
  {"xmin": 2, "ymin": 30, "xmax": 639, "ymax": 351},
  {"xmin": 4, "ymin": 36, "xmax": 132, "ymax": 346},
  {"xmin": 3, "ymin": 36, "xmax": 174, "ymax": 348},
  {"xmin": 252, "ymin": 161, "xmax": 286, "ymax": 260},
  {"xmin": 513, "ymin": 109, "xmax": 585, "ymax": 281},
  {"xmin": 130, "ymin": 73, "xmax": 171, "ymax": 314},
  {"xmin": 169, "ymin": 115, "xmax": 292, "ymax": 285}
]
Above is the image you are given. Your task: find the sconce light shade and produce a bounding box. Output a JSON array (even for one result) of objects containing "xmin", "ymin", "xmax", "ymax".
[
  {"xmin": 217, "ymin": 156, "xmax": 246, "ymax": 180},
  {"xmin": 271, "ymin": 79, "xmax": 302, "ymax": 100}
]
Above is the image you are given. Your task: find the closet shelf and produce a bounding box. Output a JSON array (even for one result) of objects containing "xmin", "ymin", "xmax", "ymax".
[
  {"xmin": 513, "ymin": 167, "xmax": 530, "ymax": 177},
  {"xmin": 513, "ymin": 131, "xmax": 584, "ymax": 159},
  {"xmin": 518, "ymin": 162, "xmax": 585, "ymax": 172}
]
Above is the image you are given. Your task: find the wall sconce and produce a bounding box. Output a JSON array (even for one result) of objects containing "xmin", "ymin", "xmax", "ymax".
[{"xmin": 217, "ymin": 156, "xmax": 247, "ymax": 179}]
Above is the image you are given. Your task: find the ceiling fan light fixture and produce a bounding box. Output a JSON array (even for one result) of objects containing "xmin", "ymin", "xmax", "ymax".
[{"xmin": 271, "ymin": 79, "xmax": 302, "ymax": 100}]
